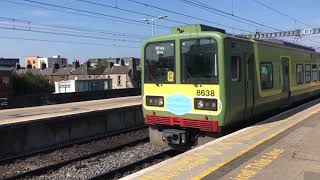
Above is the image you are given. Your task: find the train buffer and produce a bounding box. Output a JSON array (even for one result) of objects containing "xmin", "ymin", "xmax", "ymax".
[{"xmin": 123, "ymin": 98, "xmax": 320, "ymax": 180}]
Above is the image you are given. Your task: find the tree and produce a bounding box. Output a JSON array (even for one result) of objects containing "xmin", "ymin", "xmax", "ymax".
[{"xmin": 11, "ymin": 72, "xmax": 54, "ymax": 95}]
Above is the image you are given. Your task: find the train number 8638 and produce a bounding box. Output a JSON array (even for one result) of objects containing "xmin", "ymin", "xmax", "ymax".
[{"xmin": 196, "ymin": 90, "xmax": 215, "ymax": 97}]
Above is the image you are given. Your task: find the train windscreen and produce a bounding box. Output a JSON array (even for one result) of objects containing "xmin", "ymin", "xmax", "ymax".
[
  {"xmin": 144, "ymin": 41, "xmax": 175, "ymax": 84},
  {"xmin": 181, "ymin": 38, "xmax": 218, "ymax": 84}
]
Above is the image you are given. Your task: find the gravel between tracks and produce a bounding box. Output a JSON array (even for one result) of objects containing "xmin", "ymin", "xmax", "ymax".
[
  {"xmin": 35, "ymin": 142, "xmax": 167, "ymax": 179},
  {"xmin": 0, "ymin": 129, "xmax": 148, "ymax": 179}
]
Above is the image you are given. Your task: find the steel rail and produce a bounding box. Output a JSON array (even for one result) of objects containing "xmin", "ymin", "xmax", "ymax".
[{"xmin": 2, "ymin": 137, "xmax": 149, "ymax": 180}]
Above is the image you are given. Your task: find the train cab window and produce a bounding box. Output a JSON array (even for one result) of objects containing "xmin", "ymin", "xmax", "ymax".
[
  {"xmin": 181, "ymin": 38, "xmax": 218, "ymax": 84},
  {"xmin": 296, "ymin": 64, "xmax": 304, "ymax": 84},
  {"xmin": 231, "ymin": 56, "xmax": 241, "ymax": 81},
  {"xmin": 305, "ymin": 64, "xmax": 311, "ymax": 83},
  {"xmin": 145, "ymin": 41, "xmax": 175, "ymax": 83},
  {"xmin": 260, "ymin": 63, "xmax": 273, "ymax": 90},
  {"xmin": 318, "ymin": 65, "xmax": 320, "ymax": 81},
  {"xmin": 312, "ymin": 64, "xmax": 317, "ymax": 81}
]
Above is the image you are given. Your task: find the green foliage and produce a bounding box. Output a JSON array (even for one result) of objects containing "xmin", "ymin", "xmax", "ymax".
[{"xmin": 12, "ymin": 72, "xmax": 54, "ymax": 95}]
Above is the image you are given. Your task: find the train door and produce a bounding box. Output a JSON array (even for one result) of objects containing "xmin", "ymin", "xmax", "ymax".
[
  {"xmin": 244, "ymin": 52, "xmax": 254, "ymax": 120},
  {"xmin": 281, "ymin": 57, "xmax": 290, "ymax": 104},
  {"xmin": 228, "ymin": 39, "xmax": 254, "ymax": 123}
]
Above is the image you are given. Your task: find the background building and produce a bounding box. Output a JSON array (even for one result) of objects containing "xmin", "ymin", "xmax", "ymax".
[
  {"xmin": 54, "ymin": 79, "xmax": 112, "ymax": 93},
  {"xmin": 25, "ymin": 56, "xmax": 40, "ymax": 69},
  {"xmin": 0, "ymin": 58, "xmax": 19, "ymax": 68},
  {"xmin": 0, "ymin": 67, "xmax": 13, "ymax": 98},
  {"xmin": 25, "ymin": 55, "xmax": 68, "ymax": 69}
]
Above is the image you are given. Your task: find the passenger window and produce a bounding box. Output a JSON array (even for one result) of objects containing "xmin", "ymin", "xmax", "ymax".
[
  {"xmin": 296, "ymin": 64, "xmax": 304, "ymax": 84},
  {"xmin": 260, "ymin": 63, "xmax": 273, "ymax": 89},
  {"xmin": 231, "ymin": 56, "xmax": 241, "ymax": 81},
  {"xmin": 312, "ymin": 64, "xmax": 317, "ymax": 81},
  {"xmin": 305, "ymin": 64, "xmax": 311, "ymax": 83},
  {"xmin": 319, "ymin": 65, "xmax": 320, "ymax": 81}
]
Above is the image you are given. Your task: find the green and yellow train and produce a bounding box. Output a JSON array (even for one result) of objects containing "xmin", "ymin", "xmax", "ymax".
[{"xmin": 141, "ymin": 24, "xmax": 320, "ymax": 148}]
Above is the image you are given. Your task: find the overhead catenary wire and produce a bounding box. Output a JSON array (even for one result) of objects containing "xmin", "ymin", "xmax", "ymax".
[
  {"xmin": 0, "ymin": 25, "xmax": 141, "ymax": 43},
  {"xmin": 179, "ymin": 0, "xmax": 283, "ymax": 32},
  {"xmin": 176, "ymin": 0, "xmax": 264, "ymax": 30},
  {"xmin": 2, "ymin": 0, "xmax": 159, "ymax": 30},
  {"xmin": 0, "ymin": 16, "xmax": 147, "ymax": 40},
  {"xmin": 0, "ymin": 36, "xmax": 139, "ymax": 48},
  {"xmin": 126, "ymin": 0, "xmax": 254, "ymax": 33},
  {"xmin": 75, "ymin": 0, "xmax": 188, "ymax": 26},
  {"xmin": 251, "ymin": 0, "xmax": 314, "ymax": 28},
  {"xmin": 9, "ymin": 0, "xmax": 171, "ymax": 29}
]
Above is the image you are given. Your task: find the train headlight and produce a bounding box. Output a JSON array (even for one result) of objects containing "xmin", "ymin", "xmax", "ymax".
[
  {"xmin": 146, "ymin": 96, "xmax": 164, "ymax": 107},
  {"xmin": 196, "ymin": 99, "xmax": 204, "ymax": 109},
  {"xmin": 194, "ymin": 98, "xmax": 217, "ymax": 111}
]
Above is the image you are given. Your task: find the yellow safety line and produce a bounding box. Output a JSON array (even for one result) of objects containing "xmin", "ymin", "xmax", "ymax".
[{"xmin": 192, "ymin": 111, "xmax": 319, "ymax": 180}]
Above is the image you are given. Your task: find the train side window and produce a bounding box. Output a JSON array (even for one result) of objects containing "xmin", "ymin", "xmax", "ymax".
[
  {"xmin": 296, "ymin": 64, "xmax": 304, "ymax": 84},
  {"xmin": 312, "ymin": 64, "xmax": 317, "ymax": 81},
  {"xmin": 305, "ymin": 64, "xmax": 311, "ymax": 83},
  {"xmin": 260, "ymin": 63, "xmax": 273, "ymax": 90},
  {"xmin": 319, "ymin": 65, "xmax": 320, "ymax": 81},
  {"xmin": 231, "ymin": 56, "xmax": 241, "ymax": 81}
]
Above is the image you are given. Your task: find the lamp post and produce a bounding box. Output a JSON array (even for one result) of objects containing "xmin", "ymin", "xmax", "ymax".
[{"xmin": 141, "ymin": 16, "xmax": 167, "ymax": 37}]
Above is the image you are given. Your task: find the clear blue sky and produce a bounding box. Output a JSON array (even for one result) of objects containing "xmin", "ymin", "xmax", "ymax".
[{"xmin": 0, "ymin": 0, "xmax": 319, "ymax": 65}]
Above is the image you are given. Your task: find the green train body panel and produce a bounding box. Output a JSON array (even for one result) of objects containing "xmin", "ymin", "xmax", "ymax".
[{"xmin": 141, "ymin": 24, "xmax": 320, "ymax": 130}]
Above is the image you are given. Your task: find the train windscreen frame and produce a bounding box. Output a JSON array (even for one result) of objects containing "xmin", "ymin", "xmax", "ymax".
[
  {"xmin": 181, "ymin": 38, "xmax": 218, "ymax": 84},
  {"xmin": 144, "ymin": 41, "xmax": 175, "ymax": 84}
]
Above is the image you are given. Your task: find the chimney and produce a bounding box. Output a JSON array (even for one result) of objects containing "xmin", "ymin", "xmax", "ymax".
[
  {"xmin": 86, "ymin": 60, "xmax": 91, "ymax": 67},
  {"xmin": 41, "ymin": 62, "xmax": 47, "ymax": 70},
  {"xmin": 26, "ymin": 62, "xmax": 32, "ymax": 69},
  {"xmin": 15, "ymin": 63, "xmax": 21, "ymax": 70},
  {"xmin": 73, "ymin": 59, "xmax": 80, "ymax": 68},
  {"xmin": 120, "ymin": 59, "xmax": 125, "ymax": 66},
  {"xmin": 109, "ymin": 62, "xmax": 114, "ymax": 69},
  {"xmin": 54, "ymin": 63, "xmax": 59, "ymax": 69}
]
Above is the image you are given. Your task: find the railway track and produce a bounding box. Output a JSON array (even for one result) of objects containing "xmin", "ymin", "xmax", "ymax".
[
  {"xmin": 0, "ymin": 126, "xmax": 146, "ymax": 164},
  {"xmin": 90, "ymin": 149, "xmax": 179, "ymax": 180},
  {"xmin": 0, "ymin": 128, "xmax": 148, "ymax": 180}
]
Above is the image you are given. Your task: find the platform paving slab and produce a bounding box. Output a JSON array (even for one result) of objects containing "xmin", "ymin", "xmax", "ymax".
[{"xmin": 123, "ymin": 98, "xmax": 320, "ymax": 180}]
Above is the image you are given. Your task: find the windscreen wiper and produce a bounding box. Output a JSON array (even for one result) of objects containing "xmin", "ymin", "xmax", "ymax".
[
  {"xmin": 184, "ymin": 65, "xmax": 198, "ymax": 87},
  {"xmin": 147, "ymin": 63, "xmax": 160, "ymax": 86}
]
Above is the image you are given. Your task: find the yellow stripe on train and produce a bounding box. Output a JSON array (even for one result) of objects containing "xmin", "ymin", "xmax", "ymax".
[{"xmin": 143, "ymin": 84, "xmax": 221, "ymax": 115}]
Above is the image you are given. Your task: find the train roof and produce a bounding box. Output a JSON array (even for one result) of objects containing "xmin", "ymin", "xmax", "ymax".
[{"xmin": 170, "ymin": 24, "xmax": 317, "ymax": 53}]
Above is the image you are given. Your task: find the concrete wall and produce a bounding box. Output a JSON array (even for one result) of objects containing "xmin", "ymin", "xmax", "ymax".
[
  {"xmin": 0, "ymin": 105, "xmax": 144, "ymax": 160},
  {"xmin": 5, "ymin": 88, "xmax": 140, "ymax": 109}
]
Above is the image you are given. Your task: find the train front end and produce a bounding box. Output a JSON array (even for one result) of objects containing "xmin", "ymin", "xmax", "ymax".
[{"xmin": 142, "ymin": 24, "xmax": 226, "ymax": 148}]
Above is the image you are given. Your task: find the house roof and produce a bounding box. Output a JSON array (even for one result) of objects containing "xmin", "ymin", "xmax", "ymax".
[
  {"xmin": 54, "ymin": 67, "xmax": 73, "ymax": 75},
  {"xmin": 15, "ymin": 69, "xmax": 41, "ymax": 75},
  {"xmin": 40, "ymin": 68, "xmax": 55, "ymax": 76},
  {"xmin": 103, "ymin": 66, "xmax": 130, "ymax": 75}
]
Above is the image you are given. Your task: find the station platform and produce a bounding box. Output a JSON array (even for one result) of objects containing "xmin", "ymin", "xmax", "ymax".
[
  {"xmin": 0, "ymin": 96, "xmax": 143, "ymax": 160},
  {"xmin": 123, "ymin": 99, "xmax": 320, "ymax": 180},
  {"xmin": 0, "ymin": 96, "xmax": 141, "ymax": 126}
]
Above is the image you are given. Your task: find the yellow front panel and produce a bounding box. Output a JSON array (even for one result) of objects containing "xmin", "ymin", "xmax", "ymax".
[{"xmin": 143, "ymin": 84, "xmax": 221, "ymax": 116}]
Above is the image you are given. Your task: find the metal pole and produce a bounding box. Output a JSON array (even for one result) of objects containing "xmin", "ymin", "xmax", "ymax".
[{"xmin": 151, "ymin": 18, "xmax": 155, "ymax": 37}]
